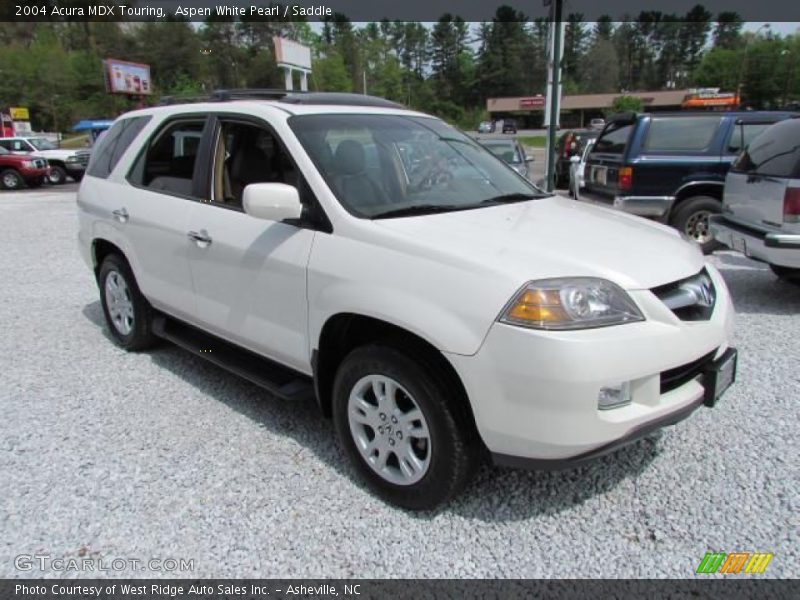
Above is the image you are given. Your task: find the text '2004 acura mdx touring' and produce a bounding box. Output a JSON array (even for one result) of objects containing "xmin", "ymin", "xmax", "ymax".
[{"xmin": 78, "ymin": 92, "xmax": 737, "ymax": 509}]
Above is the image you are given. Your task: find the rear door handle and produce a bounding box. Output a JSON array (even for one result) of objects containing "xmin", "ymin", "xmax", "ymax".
[
  {"xmin": 187, "ymin": 229, "xmax": 212, "ymax": 247},
  {"xmin": 111, "ymin": 208, "xmax": 129, "ymax": 222}
]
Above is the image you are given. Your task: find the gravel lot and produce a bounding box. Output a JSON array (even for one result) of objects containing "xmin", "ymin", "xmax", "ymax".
[{"xmin": 1, "ymin": 187, "xmax": 797, "ymax": 579}]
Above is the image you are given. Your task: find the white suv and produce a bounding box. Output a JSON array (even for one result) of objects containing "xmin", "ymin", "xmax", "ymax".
[{"xmin": 78, "ymin": 91, "xmax": 737, "ymax": 509}]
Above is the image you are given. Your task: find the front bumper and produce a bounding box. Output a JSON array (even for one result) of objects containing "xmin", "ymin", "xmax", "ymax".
[
  {"xmin": 446, "ymin": 264, "xmax": 734, "ymax": 463},
  {"xmin": 64, "ymin": 162, "xmax": 87, "ymax": 176},
  {"xmin": 710, "ymin": 215, "xmax": 800, "ymax": 268},
  {"xmin": 18, "ymin": 166, "xmax": 49, "ymax": 182}
]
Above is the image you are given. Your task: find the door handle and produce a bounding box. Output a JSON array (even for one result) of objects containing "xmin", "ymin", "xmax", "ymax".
[
  {"xmin": 187, "ymin": 229, "xmax": 212, "ymax": 247},
  {"xmin": 746, "ymin": 175, "xmax": 761, "ymax": 184},
  {"xmin": 111, "ymin": 208, "xmax": 129, "ymax": 223}
]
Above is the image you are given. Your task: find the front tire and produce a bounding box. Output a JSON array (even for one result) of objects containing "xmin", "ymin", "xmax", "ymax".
[
  {"xmin": 97, "ymin": 254, "xmax": 158, "ymax": 351},
  {"xmin": 670, "ymin": 195, "xmax": 722, "ymax": 255},
  {"xmin": 332, "ymin": 344, "xmax": 478, "ymax": 510},
  {"xmin": 1, "ymin": 169, "xmax": 24, "ymax": 190},
  {"xmin": 47, "ymin": 165, "xmax": 67, "ymax": 185}
]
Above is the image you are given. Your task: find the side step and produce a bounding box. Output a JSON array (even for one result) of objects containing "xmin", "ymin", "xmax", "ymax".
[{"xmin": 152, "ymin": 314, "xmax": 315, "ymax": 401}]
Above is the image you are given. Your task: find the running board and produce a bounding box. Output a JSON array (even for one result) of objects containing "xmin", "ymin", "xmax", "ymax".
[{"xmin": 152, "ymin": 314, "xmax": 314, "ymax": 401}]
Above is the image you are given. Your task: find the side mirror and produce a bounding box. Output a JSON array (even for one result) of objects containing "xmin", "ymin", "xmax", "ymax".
[
  {"xmin": 525, "ymin": 154, "xmax": 534, "ymax": 163},
  {"xmin": 243, "ymin": 183, "xmax": 302, "ymax": 223}
]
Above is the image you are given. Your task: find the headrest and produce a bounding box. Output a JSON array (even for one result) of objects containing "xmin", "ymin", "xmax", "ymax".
[{"xmin": 333, "ymin": 140, "xmax": 365, "ymax": 176}]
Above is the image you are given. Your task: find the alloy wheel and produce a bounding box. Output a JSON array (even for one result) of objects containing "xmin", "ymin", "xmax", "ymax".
[
  {"xmin": 104, "ymin": 270, "xmax": 134, "ymax": 336},
  {"xmin": 347, "ymin": 374, "xmax": 432, "ymax": 486}
]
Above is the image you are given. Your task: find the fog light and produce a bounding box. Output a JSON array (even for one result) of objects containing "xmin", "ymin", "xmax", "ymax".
[{"xmin": 598, "ymin": 382, "xmax": 632, "ymax": 410}]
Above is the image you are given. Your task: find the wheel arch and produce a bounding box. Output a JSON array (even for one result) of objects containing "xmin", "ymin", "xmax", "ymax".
[
  {"xmin": 313, "ymin": 313, "xmax": 479, "ymax": 435},
  {"xmin": 92, "ymin": 238, "xmax": 127, "ymax": 276},
  {"xmin": 670, "ymin": 181, "xmax": 724, "ymax": 214}
]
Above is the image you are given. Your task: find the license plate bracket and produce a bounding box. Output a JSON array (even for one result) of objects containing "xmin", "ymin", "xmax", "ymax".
[{"xmin": 703, "ymin": 348, "xmax": 738, "ymax": 407}]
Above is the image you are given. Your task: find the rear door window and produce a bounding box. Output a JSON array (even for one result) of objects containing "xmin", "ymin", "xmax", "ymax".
[
  {"xmin": 128, "ymin": 119, "xmax": 206, "ymax": 198},
  {"xmin": 732, "ymin": 119, "xmax": 800, "ymax": 178},
  {"xmin": 593, "ymin": 123, "xmax": 633, "ymax": 154},
  {"xmin": 642, "ymin": 116, "xmax": 721, "ymax": 152},
  {"xmin": 86, "ymin": 116, "xmax": 151, "ymax": 179}
]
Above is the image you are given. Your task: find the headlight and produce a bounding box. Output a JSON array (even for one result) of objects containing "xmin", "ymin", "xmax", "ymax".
[
  {"xmin": 499, "ymin": 278, "xmax": 644, "ymax": 330},
  {"xmin": 66, "ymin": 155, "xmax": 79, "ymax": 163}
]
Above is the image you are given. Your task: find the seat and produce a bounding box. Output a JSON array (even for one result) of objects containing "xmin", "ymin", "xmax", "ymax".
[
  {"xmin": 331, "ymin": 140, "xmax": 389, "ymax": 209},
  {"xmin": 227, "ymin": 138, "xmax": 270, "ymax": 204}
]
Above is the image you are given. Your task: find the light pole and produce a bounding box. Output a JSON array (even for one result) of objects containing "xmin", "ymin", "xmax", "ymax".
[
  {"xmin": 736, "ymin": 24, "xmax": 770, "ymax": 108},
  {"xmin": 544, "ymin": 0, "xmax": 564, "ymax": 193},
  {"xmin": 781, "ymin": 49, "xmax": 796, "ymax": 108}
]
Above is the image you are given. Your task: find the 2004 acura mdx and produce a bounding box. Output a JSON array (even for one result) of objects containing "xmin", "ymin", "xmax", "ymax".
[{"xmin": 77, "ymin": 91, "xmax": 737, "ymax": 509}]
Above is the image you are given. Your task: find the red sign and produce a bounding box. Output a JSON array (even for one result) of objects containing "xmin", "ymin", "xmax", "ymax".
[{"xmin": 519, "ymin": 97, "xmax": 545, "ymax": 109}]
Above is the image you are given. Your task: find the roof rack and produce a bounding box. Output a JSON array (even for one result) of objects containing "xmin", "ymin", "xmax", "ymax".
[{"xmin": 157, "ymin": 89, "xmax": 404, "ymax": 109}]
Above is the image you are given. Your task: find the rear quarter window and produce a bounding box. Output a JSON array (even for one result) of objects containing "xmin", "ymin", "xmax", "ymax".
[
  {"xmin": 642, "ymin": 116, "xmax": 721, "ymax": 152},
  {"xmin": 732, "ymin": 119, "xmax": 800, "ymax": 178},
  {"xmin": 86, "ymin": 116, "xmax": 151, "ymax": 179},
  {"xmin": 593, "ymin": 123, "xmax": 633, "ymax": 154}
]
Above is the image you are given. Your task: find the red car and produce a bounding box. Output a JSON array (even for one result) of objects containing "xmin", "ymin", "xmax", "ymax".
[{"xmin": 0, "ymin": 145, "xmax": 49, "ymax": 190}]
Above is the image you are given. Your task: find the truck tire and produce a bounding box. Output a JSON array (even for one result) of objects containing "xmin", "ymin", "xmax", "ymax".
[
  {"xmin": 670, "ymin": 195, "xmax": 722, "ymax": 255},
  {"xmin": 1, "ymin": 169, "xmax": 24, "ymax": 190},
  {"xmin": 332, "ymin": 344, "xmax": 478, "ymax": 510},
  {"xmin": 97, "ymin": 254, "xmax": 158, "ymax": 351},
  {"xmin": 47, "ymin": 165, "xmax": 67, "ymax": 185}
]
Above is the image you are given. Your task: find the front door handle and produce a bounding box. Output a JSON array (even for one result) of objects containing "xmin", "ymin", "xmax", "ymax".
[
  {"xmin": 111, "ymin": 208, "xmax": 129, "ymax": 223},
  {"xmin": 187, "ymin": 229, "xmax": 212, "ymax": 247}
]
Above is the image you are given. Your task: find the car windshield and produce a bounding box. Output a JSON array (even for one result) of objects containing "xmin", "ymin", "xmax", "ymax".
[
  {"xmin": 289, "ymin": 114, "xmax": 545, "ymax": 218},
  {"xmin": 28, "ymin": 138, "xmax": 58, "ymax": 150}
]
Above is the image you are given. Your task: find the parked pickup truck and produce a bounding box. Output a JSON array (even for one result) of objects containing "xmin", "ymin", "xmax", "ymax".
[
  {"xmin": 0, "ymin": 136, "xmax": 90, "ymax": 184},
  {"xmin": 582, "ymin": 111, "xmax": 797, "ymax": 253}
]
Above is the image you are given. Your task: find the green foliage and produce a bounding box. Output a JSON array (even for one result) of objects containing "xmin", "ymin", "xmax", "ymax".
[{"xmin": 608, "ymin": 95, "xmax": 645, "ymax": 116}]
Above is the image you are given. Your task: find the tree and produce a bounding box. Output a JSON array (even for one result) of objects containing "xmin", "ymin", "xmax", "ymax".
[
  {"xmin": 713, "ymin": 12, "xmax": 743, "ymax": 50},
  {"xmin": 594, "ymin": 16, "xmax": 614, "ymax": 41},
  {"xmin": 580, "ymin": 38, "xmax": 620, "ymax": 93},
  {"xmin": 607, "ymin": 95, "xmax": 644, "ymax": 116}
]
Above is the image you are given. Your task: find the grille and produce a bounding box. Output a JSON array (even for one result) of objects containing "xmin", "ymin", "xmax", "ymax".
[
  {"xmin": 651, "ymin": 268, "xmax": 716, "ymax": 321},
  {"xmin": 75, "ymin": 151, "xmax": 90, "ymax": 166},
  {"xmin": 660, "ymin": 349, "xmax": 716, "ymax": 394}
]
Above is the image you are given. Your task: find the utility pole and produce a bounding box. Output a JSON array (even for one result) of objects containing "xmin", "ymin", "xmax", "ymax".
[{"xmin": 544, "ymin": 0, "xmax": 564, "ymax": 192}]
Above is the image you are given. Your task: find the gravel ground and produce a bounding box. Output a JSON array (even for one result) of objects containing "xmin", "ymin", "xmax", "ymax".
[{"xmin": 0, "ymin": 187, "xmax": 797, "ymax": 579}]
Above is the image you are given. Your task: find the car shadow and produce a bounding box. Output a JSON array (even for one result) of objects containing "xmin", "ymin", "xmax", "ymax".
[
  {"xmin": 714, "ymin": 262, "xmax": 800, "ymax": 316},
  {"xmin": 82, "ymin": 301, "xmax": 662, "ymax": 522}
]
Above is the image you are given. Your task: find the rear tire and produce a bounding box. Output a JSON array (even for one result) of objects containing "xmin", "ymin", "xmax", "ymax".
[
  {"xmin": 97, "ymin": 254, "xmax": 158, "ymax": 351},
  {"xmin": 47, "ymin": 165, "xmax": 67, "ymax": 185},
  {"xmin": 770, "ymin": 264, "xmax": 800, "ymax": 283},
  {"xmin": 670, "ymin": 195, "xmax": 722, "ymax": 255},
  {"xmin": 332, "ymin": 344, "xmax": 478, "ymax": 510},
  {"xmin": 1, "ymin": 169, "xmax": 24, "ymax": 190}
]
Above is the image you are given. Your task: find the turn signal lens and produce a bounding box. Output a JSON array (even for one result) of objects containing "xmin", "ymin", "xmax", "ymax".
[
  {"xmin": 783, "ymin": 187, "xmax": 800, "ymax": 223},
  {"xmin": 500, "ymin": 278, "xmax": 644, "ymax": 330}
]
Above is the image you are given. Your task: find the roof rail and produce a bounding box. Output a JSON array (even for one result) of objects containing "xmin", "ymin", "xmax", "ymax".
[{"xmin": 157, "ymin": 89, "xmax": 404, "ymax": 109}]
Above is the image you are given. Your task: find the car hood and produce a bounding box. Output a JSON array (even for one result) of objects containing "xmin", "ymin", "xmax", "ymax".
[
  {"xmin": 372, "ymin": 196, "xmax": 704, "ymax": 290},
  {"xmin": 32, "ymin": 149, "xmax": 82, "ymax": 160}
]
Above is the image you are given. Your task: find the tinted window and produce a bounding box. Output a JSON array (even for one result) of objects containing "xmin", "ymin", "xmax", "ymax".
[
  {"xmin": 593, "ymin": 123, "xmax": 633, "ymax": 154},
  {"xmin": 86, "ymin": 116, "xmax": 151, "ymax": 179},
  {"xmin": 725, "ymin": 122, "xmax": 772, "ymax": 154},
  {"xmin": 642, "ymin": 117, "xmax": 721, "ymax": 152},
  {"xmin": 129, "ymin": 119, "xmax": 206, "ymax": 197},
  {"xmin": 290, "ymin": 114, "xmax": 542, "ymax": 218},
  {"xmin": 732, "ymin": 119, "xmax": 800, "ymax": 178}
]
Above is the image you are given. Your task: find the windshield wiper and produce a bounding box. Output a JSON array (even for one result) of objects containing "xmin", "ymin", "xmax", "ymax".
[
  {"xmin": 371, "ymin": 204, "xmax": 473, "ymax": 219},
  {"xmin": 480, "ymin": 193, "xmax": 542, "ymax": 204}
]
